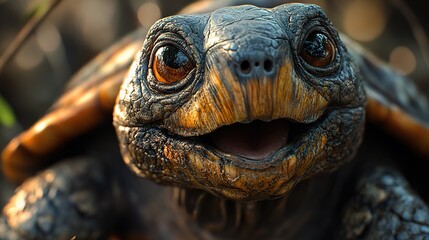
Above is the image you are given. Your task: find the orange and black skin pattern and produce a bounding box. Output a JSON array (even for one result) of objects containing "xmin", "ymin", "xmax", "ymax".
[{"xmin": 114, "ymin": 4, "xmax": 366, "ymax": 201}]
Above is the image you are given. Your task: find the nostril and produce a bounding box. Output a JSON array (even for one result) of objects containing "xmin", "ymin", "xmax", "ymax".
[
  {"xmin": 239, "ymin": 59, "xmax": 273, "ymax": 75},
  {"xmin": 240, "ymin": 61, "xmax": 251, "ymax": 74},
  {"xmin": 264, "ymin": 59, "xmax": 273, "ymax": 72}
]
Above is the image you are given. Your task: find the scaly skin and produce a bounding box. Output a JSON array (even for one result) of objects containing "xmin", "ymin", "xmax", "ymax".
[{"xmin": 340, "ymin": 168, "xmax": 429, "ymax": 239}]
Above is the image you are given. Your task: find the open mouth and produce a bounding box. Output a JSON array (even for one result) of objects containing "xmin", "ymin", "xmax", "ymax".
[
  {"xmin": 196, "ymin": 119, "xmax": 305, "ymax": 161},
  {"xmin": 114, "ymin": 107, "xmax": 367, "ymax": 200}
]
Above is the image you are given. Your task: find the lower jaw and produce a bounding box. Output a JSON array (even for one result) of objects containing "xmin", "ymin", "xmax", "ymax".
[{"xmin": 116, "ymin": 122, "xmax": 320, "ymax": 200}]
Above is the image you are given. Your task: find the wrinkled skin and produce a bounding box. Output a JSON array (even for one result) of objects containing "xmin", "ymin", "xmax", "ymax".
[{"xmin": 1, "ymin": 3, "xmax": 429, "ymax": 240}]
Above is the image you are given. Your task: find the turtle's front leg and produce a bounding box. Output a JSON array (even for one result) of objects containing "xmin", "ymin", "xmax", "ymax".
[
  {"xmin": 0, "ymin": 158, "xmax": 116, "ymax": 240},
  {"xmin": 339, "ymin": 167, "xmax": 429, "ymax": 239}
]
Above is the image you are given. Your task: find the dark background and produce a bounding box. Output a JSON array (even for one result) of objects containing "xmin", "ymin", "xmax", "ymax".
[{"xmin": 0, "ymin": 0, "xmax": 428, "ymax": 205}]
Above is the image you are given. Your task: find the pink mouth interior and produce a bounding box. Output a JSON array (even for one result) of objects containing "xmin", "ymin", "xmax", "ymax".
[{"xmin": 208, "ymin": 120, "xmax": 290, "ymax": 160}]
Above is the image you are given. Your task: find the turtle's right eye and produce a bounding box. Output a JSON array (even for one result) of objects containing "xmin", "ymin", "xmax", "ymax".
[
  {"xmin": 299, "ymin": 32, "xmax": 336, "ymax": 68},
  {"xmin": 152, "ymin": 44, "xmax": 195, "ymax": 84}
]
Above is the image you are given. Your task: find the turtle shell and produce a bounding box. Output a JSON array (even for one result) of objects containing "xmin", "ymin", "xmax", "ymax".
[
  {"xmin": 1, "ymin": 29, "xmax": 144, "ymax": 182},
  {"xmin": 1, "ymin": 1, "xmax": 429, "ymax": 187},
  {"xmin": 344, "ymin": 37, "xmax": 429, "ymax": 158}
]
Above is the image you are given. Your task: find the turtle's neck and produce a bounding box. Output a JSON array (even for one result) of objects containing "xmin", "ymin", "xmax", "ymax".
[
  {"xmin": 173, "ymin": 187, "xmax": 289, "ymax": 239},
  {"xmin": 171, "ymin": 166, "xmax": 355, "ymax": 240}
]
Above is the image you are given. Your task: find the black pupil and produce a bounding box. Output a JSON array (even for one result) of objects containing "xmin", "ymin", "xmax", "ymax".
[
  {"xmin": 157, "ymin": 45, "xmax": 188, "ymax": 69},
  {"xmin": 303, "ymin": 33, "xmax": 330, "ymax": 59}
]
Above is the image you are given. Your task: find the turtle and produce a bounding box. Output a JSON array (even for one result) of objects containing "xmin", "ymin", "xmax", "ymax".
[{"xmin": 1, "ymin": 1, "xmax": 429, "ymax": 239}]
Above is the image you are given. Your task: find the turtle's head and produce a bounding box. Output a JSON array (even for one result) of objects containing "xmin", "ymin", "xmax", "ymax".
[{"xmin": 114, "ymin": 4, "xmax": 366, "ymax": 201}]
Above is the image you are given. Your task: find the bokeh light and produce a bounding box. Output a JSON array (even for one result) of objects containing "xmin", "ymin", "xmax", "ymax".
[
  {"xmin": 389, "ymin": 46, "xmax": 417, "ymax": 75},
  {"xmin": 36, "ymin": 22, "xmax": 61, "ymax": 53},
  {"xmin": 76, "ymin": 0, "xmax": 119, "ymax": 51},
  {"xmin": 342, "ymin": 0, "xmax": 387, "ymax": 42},
  {"xmin": 137, "ymin": 2, "xmax": 162, "ymax": 28},
  {"xmin": 14, "ymin": 38, "xmax": 43, "ymax": 70}
]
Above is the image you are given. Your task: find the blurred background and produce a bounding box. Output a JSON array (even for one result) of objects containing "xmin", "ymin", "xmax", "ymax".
[{"xmin": 0, "ymin": 0, "xmax": 428, "ymax": 206}]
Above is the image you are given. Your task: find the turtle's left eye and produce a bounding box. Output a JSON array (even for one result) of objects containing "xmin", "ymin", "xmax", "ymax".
[
  {"xmin": 152, "ymin": 44, "xmax": 195, "ymax": 84},
  {"xmin": 300, "ymin": 32, "xmax": 336, "ymax": 68}
]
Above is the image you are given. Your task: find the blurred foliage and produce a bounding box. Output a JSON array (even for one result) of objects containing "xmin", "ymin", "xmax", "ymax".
[
  {"xmin": 29, "ymin": 1, "xmax": 49, "ymax": 18},
  {"xmin": 0, "ymin": 95, "xmax": 15, "ymax": 127}
]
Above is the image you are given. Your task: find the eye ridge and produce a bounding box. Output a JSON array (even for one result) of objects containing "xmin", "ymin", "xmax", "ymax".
[
  {"xmin": 300, "ymin": 31, "xmax": 336, "ymax": 68},
  {"xmin": 152, "ymin": 43, "xmax": 195, "ymax": 84}
]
